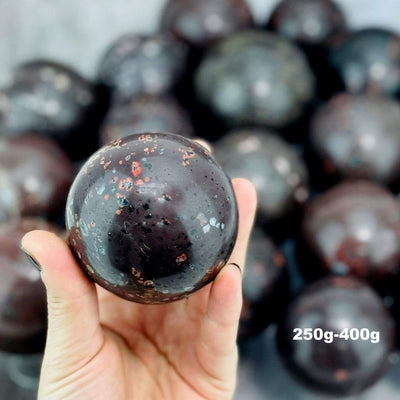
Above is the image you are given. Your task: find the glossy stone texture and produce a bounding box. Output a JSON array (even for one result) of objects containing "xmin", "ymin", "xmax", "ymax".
[
  {"xmin": 0, "ymin": 60, "xmax": 96, "ymax": 141},
  {"xmin": 195, "ymin": 31, "xmax": 315, "ymax": 128},
  {"xmin": 99, "ymin": 95, "xmax": 194, "ymax": 145},
  {"xmin": 160, "ymin": 0, "xmax": 253, "ymax": 48},
  {"xmin": 66, "ymin": 133, "xmax": 238, "ymax": 303},
  {"xmin": 268, "ymin": 0, "xmax": 347, "ymax": 47},
  {"xmin": 0, "ymin": 171, "xmax": 21, "ymax": 225},
  {"xmin": 0, "ymin": 218, "xmax": 58, "ymax": 353},
  {"xmin": 0, "ymin": 133, "xmax": 73, "ymax": 219},
  {"xmin": 302, "ymin": 181, "xmax": 400, "ymax": 284},
  {"xmin": 98, "ymin": 33, "xmax": 188, "ymax": 99},
  {"xmin": 239, "ymin": 227, "xmax": 288, "ymax": 339},
  {"xmin": 277, "ymin": 276, "xmax": 395, "ymax": 396},
  {"xmin": 330, "ymin": 28, "xmax": 400, "ymax": 96},
  {"xmin": 214, "ymin": 129, "xmax": 309, "ymax": 223},
  {"xmin": 310, "ymin": 93, "xmax": 400, "ymax": 185}
]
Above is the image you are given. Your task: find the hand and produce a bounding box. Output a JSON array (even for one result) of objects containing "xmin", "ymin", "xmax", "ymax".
[{"xmin": 21, "ymin": 178, "xmax": 257, "ymax": 400}]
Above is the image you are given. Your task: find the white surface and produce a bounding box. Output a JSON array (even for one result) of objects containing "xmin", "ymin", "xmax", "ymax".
[{"xmin": 0, "ymin": 0, "xmax": 400, "ymax": 85}]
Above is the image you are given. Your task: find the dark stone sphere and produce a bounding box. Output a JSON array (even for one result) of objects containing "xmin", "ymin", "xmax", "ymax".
[
  {"xmin": 99, "ymin": 95, "xmax": 195, "ymax": 145},
  {"xmin": 302, "ymin": 181, "xmax": 400, "ymax": 285},
  {"xmin": 0, "ymin": 60, "xmax": 96, "ymax": 142},
  {"xmin": 239, "ymin": 227, "xmax": 288, "ymax": 339},
  {"xmin": 66, "ymin": 133, "xmax": 238, "ymax": 303},
  {"xmin": 0, "ymin": 170, "xmax": 21, "ymax": 224},
  {"xmin": 277, "ymin": 276, "xmax": 396, "ymax": 396},
  {"xmin": 160, "ymin": 0, "xmax": 253, "ymax": 48},
  {"xmin": 330, "ymin": 28, "xmax": 400, "ymax": 96},
  {"xmin": 98, "ymin": 33, "xmax": 189, "ymax": 99},
  {"xmin": 214, "ymin": 129, "xmax": 309, "ymax": 223},
  {"xmin": 0, "ymin": 133, "xmax": 73, "ymax": 219},
  {"xmin": 0, "ymin": 218, "xmax": 60, "ymax": 353},
  {"xmin": 310, "ymin": 93, "xmax": 400, "ymax": 185},
  {"xmin": 195, "ymin": 31, "xmax": 315, "ymax": 128},
  {"xmin": 268, "ymin": 0, "xmax": 347, "ymax": 47}
]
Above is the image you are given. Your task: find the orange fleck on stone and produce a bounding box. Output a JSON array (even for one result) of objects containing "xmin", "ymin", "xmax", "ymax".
[
  {"xmin": 176, "ymin": 253, "xmax": 188, "ymax": 263},
  {"xmin": 119, "ymin": 177, "xmax": 134, "ymax": 191},
  {"xmin": 274, "ymin": 252, "xmax": 286, "ymax": 268},
  {"xmin": 144, "ymin": 177, "xmax": 150, "ymax": 182},
  {"xmin": 104, "ymin": 194, "xmax": 110, "ymax": 200},
  {"xmin": 131, "ymin": 161, "xmax": 142, "ymax": 177},
  {"xmin": 139, "ymin": 134, "xmax": 154, "ymax": 143},
  {"xmin": 136, "ymin": 179, "xmax": 144, "ymax": 186},
  {"xmin": 115, "ymin": 209, "xmax": 122, "ymax": 215},
  {"xmin": 334, "ymin": 369, "xmax": 348, "ymax": 382}
]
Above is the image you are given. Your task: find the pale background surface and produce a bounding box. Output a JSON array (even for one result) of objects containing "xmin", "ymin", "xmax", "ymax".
[{"xmin": 0, "ymin": 1, "xmax": 400, "ymax": 399}]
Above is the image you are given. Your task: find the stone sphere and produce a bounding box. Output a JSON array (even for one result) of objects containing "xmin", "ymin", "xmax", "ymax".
[
  {"xmin": 66, "ymin": 133, "xmax": 238, "ymax": 303},
  {"xmin": 239, "ymin": 227, "xmax": 288, "ymax": 339},
  {"xmin": 302, "ymin": 180, "xmax": 400, "ymax": 284},
  {"xmin": 195, "ymin": 31, "xmax": 315, "ymax": 128},
  {"xmin": 160, "ymin": 0, "xmax": 253, "ymax": 48},
  {"xmin": 100, "ymin": 95, "xmax": 194, "ymax": 145},
  {"xmin": 0, "ymin": 218, "xmax": 61, "ymax": 353},
  {"xmin": 268, "ymin": 0, "xmax": 347, "ymax": 47},
  {"xmin": 0, "ymin": 133, "xmax": 73, "ymax": 220},
  {"xmin": 98, "ymin": 33, "xmax": 189, "ymax": 99},
  {"xmin": 0, "ymin": 60, "xmax": 96, "ymax": 141},
  {"xmin": 214, "ymin": 129, "xmax": 309, "ymax": 223},
  {"xmin": 277, "ymin": 276, "xmax": 395, "ymax": 396},
  {"xmin": 330, "ymin": 28, "xmax": 400, "ymax": 96},
  {"xmin": 310, "ymin": 93, "xmax": 400, "ymax": 185}
]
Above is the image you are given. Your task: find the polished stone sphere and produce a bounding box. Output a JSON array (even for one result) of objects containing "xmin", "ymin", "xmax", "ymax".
[
  {"xmin": 160, "ymin": 0, "xmax": 253, "ymax": 48},
  {"xmin": 195, "ymin": 31, "xmax": 315, "ymax": 128},
  {"xmin": 100, "ymin": 95, "xmax": 194, "ymax": 145},
  {"xmin": 0, "ymin": 60, "xmax": 96, "ymax": 141},
  {"xmin": 330, "ymin": 28, "xmax": 400, "ymax": 96},
  {"xmin": 66, "ymin": 133, "xmax": 238, "ymax": 303},
  {"xmin": 302, "ymin": 181, "xmax": 400, "ymax": 284},
  {"xmin": 0, "ymin": 133, "xmax": 73, "ymax": 219},
  {"xmin": 0, "ymin": 218, "xmax": 60, "ymax": 353},
  {"xmin": 277, "ymin": 276, "xmax": 395, "ymax": 396},
  {"xmin": 98, "ymin": 33, "xmax": 188, "ymax": 99},
  {"xmin": 310, "ymin": 93, "xmax": 400, "ymax": 185},
  {"xmin": 214, "ymin": 129, "xmax": 309, "ymax": 223},
  {"xmin": 239, "ymin": 227, "xmax": 288, "ymax": 339},
  {"xmin": 268, "ymin": 0, "xmax": 347, "ymax": 47},
  {"xmin": 0, "ymin": 170, "xmax": 21, "ymax": 225}
]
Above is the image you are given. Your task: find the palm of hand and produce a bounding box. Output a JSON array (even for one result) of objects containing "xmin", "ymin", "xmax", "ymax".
[
  {"xmin": 88, "ymin": 284, "xmax": 237, "ymax": 400},
  {"xmin": 25, "ymin": 179, "xmax": 256, "ymax": 400},
  {"xmin": 60, "ymin": 278, "xmax": 238, "ymax": 400}
]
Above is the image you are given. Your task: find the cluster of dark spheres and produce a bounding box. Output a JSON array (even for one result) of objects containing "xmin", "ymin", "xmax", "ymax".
[{"xmin": 1, "ymin": 0, "xmax": 400, "ymax": 397}]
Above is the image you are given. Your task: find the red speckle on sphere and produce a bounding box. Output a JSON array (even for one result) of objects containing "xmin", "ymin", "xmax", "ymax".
[{"xmin": 132, "ymin": 161, "xmax": 142, "ymax": 177}]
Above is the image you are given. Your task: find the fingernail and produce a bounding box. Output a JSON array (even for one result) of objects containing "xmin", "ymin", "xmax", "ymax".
[
  {"xmin": 229, "ymin": 262, "xmax": 242, "ymax": 277},
  {"xmin": 20, "ymin": 246, "xmax": 42, "ymax": 272}
]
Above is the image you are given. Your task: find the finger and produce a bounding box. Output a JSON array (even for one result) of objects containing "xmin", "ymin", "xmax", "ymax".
[
  {"xmin": 227, "ymin": 178, "xmax": 258, "ymax": 273},
  {"xmin": 195, "ymin": 138, "xmax": 213, "ymax": 153},
  {"xmin": 21, "ymin": 230, "xmax": 104, "ymax": 371},
  {"xmin": 196, "ymin": 178, "xmax": 256, "ymax": 377}
]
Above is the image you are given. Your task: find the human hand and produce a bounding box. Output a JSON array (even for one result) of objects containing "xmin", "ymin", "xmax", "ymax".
[{"xmin": 21, "ymin": 178, "xmax": 257, "ymax": 400}]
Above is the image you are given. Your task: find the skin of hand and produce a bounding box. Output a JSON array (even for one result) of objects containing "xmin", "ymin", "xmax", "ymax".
[{"xmin": 21, "ymin": 177, "xmax": 257, "ymax": 400}]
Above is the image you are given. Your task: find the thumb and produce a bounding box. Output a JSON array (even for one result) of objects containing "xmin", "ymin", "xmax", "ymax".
[{"xmin": 21, "ymin": 230, "xmax": 104, "ymax": 372}]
